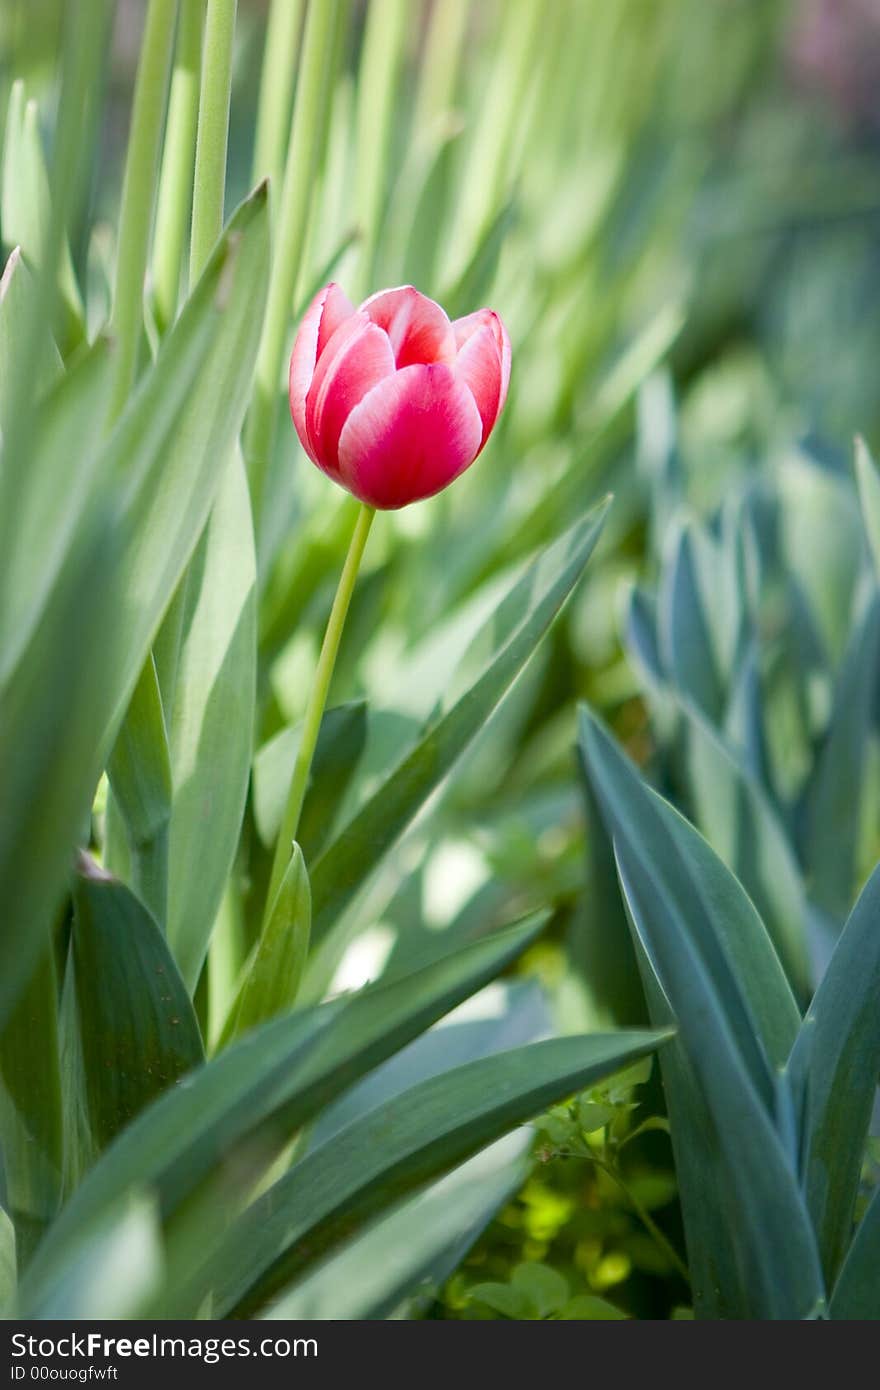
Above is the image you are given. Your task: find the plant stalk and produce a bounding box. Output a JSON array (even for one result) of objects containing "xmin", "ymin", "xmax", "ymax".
[{"xmin": 265, "ymin": 502, "xmax": 374, "ymax": 919}]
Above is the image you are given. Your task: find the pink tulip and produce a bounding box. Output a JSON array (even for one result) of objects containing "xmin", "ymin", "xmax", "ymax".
[{"xmin": 289, "ymin": 283, "xmax": 511, "ymax": 509}]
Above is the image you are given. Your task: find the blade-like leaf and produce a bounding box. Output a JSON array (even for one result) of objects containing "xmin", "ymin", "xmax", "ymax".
[
  {"xmin": 309, "ymin": 501, "xmax": 610, "ymax": 948},
  {"xmin": 222, "ymin": 844, "xmax": 311, "ymax": 1044},
  {"xmin": 176, "ymin": 1030, "xmax": 670, "ymax": 1317},
  {"xmin": 0, "ymin": 247, "xmax": 62, "ymax": 428},
  {"xmin": 658, "ymin": 522, "xmax": 726, "ymax": 722},
  {"xmin": 682, "ymin": 703, "xmax": 811, "ymax": 997},
  {"xmin": 105, "ymin": 653, "xmax": 173, "ymax": 926},
  {"xmin": 0, "ymin": 188, "xmax": 269, "ymax": 1032},
  {"xmin": 0, "ymin": 1206, "xmax": 15, "ymax": 1311},
  {"xmin": 855, "ymin": 435, "xmax": 880, "ymax": 577},
  {"xmin": 615, "ymin": 842, "xmax": 825, "ymax": 1318},
  {"xmin": 101, "ymin": 184, "xmax": 269, "ymax": 739},
  {"xmin": 0, "ymin": 949, "xmax": 63, "ymax": 1268},
  {"xmin": 829, "ymin": 1185, "xmax": 880, "ymax": 1320},
  {"xmin": 165, "ymin": 449, "xmax": 257, "ymax": 988},
  {"xmin": 21, "ymin": 917, "xmax": 544, "ymax": 1312},
  {"xmin": 579, "ymin": 708, "xmax": 800, "ymax": 1083},
  {"xmin": 1, "ymin": 82, "xmax": 85, "ymax": 354},
  {"xmin": 787, "ymin": 862, "xmax": 880, "ymax": 1284},
  {"xmin": 265, "ymin": 1144, "xmax": 528, "ymax": 1322},
  {"xmin": 64, "ymin": 864, "xmax": 204, "ymax": 1178},
  {"xmin": 802, "ymin": 591, "xmax": 880, "ymax": 924}
]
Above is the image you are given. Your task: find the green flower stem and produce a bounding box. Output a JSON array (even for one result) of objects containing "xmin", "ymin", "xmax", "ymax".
[
  {"xmin": 244, "ymin": 0, "xmax": 342, "ymax": 534},
  {"xmin": 265, "ymin": 502, "xmax": 374, "ymax": 921},
  {"xmin": 252, "ymin": 0, "xmax": 305, "ymax": 198},
  {"xmin": 109, "ymin": 0, "xmax": 178, "ymax": 420},
  {"xmin": 190, "ymin": 0, "xmax": 237, "ymax": 282},
  {"xmin": 152, "ymin": 0, "xmax": 204, "ymax": 332}
]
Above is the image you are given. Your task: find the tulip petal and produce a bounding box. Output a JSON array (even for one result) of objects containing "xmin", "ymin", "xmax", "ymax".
[
  {"xmin": 453, "ymin": 307, "xmax": 511, "ymax": 412},
  {"xmin": 305, "ymin": 313, "xmax": 396, "ymax": 476},
  {"xmin": 337, "ymin": 362, "xmax": 483, "ymax": 509},
  {"xmin": 289, "ymin": 283, "xmax": 355, "ymax": 459},
  {"xmin": 360, "ymin": 285, "xmax": 456, "ymax": 368},
  {"xmin": 455, "ymin": 323, "xmax": 505, "ymax": 449}
]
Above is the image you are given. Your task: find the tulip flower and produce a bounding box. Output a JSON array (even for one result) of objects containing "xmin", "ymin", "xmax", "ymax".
[
  {"xmin": 269, "ymin": 285, "xmax": 510, "ymax": 918},
  {"xmin": 289, "ymin": 283, "xmax": 511, "ymax": 509}
]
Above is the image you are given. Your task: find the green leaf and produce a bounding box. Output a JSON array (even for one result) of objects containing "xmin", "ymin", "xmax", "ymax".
[
  {"xmin": 0, "ymin": 188, "xmax": 269, "ymax": 1034},
  {"xmin": 1, "ymin": 82, "xmax": 85, "ymax": 354},
  {"xmin": 855, "ymin": 435, "xmax": 880, "ymax": 577},
  {"xmin": 631, "ymin": 942, "xmax": 747, "ymax": 1319},
  {"xmin": 268, "ymin": 1148, "xmax": 529, "ymax": 1320},
  {"xmin": 802, "ymin": 592, "xmax": 880, "ymax": 924},
  {"xmin": 105, "ymin": 653, "xmax": 172, "ymax": 926},
  {"xmin": 308, "ymin": 501, "xmax": 610, "ymax": 953},
  {"xmin": 252, "ymin": 701, "xmax": 367, "ymax": 857},
  {"xmin": 0, "ymin": 1207, "xmax": 15, "ymax": 1311},
  {"xmin": 579, "ymin": 708, "xmax": 801, "ymax": 1083},
  {"xmin": 658, "ymin": 522, "xmax": 727, "ymax": 722},
  {"xmin": 829, "ymin": 1185, "xmax": 880, "ymax": 1320},
  {"xmin": 176, "ymin": 1029, "xmax": 670, "ymax": 1316},
  {"xmin": 0, "ymin": 948, "xmax": 63, "ymax": 1268},
  {"xmin": 222, "ymin": 844, "xmax": 311, "ymax": 1043},
  {"xmin": 557, "ymin": 1294, "xmax": 628, "ymax": 1320},
  {"xmin": 14, "ymin": 1191, "xmax": 162, "ymax": 1321},
  {"xmin": 0, "ymin": 336, "xmax": 113, "ymax": 687},
  {"xmin": 64, "ymin": 864, "xmax": 204, "ymax": 1176},
  {"xmin": 468, "ymin": 1282, "xmax": 531, "ymax": 1319},
  {"xmin": 682, "ymin": 703, "xmax": 811, "ymax": 996},
  {"xmin": 101, "ymin": 184, "xmax": 270, "ymax": 741},
  {"xmin": 0, "ymin": 247, "xmax": 62, "ymax": 427},
  {"xmin": 787, "ymin": 862, "xmax": 880, "ymax": 1284},
  {"xmin": 165, "ymin": 449, "xmax": 257, "ymax": 989},
  {"xmin": 612, "ymin": 840, "xmax": 824, "ymax": 1319},
  {"xmin": 21, "ymin": 918, "xmax": 544, "ymax": 1313},
  {"xmin": 511, "ymin": 1261, "xmax": 569, "ymax": 1318}
]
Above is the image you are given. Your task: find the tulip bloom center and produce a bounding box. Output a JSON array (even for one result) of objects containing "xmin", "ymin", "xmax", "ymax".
[{"xmin": 289, "ymin": 283, "xmax": 511, "ymax": 509}]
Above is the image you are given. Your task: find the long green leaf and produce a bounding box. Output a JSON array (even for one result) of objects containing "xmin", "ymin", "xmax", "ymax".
[
  {"xmin": 222, "ymin": 844, "xmax": 311, "ymax": 1044},
  {"xmin": 787, "ymin": 862, "xmax": 880, "ymax": 1284},
  {"xmin": 829, "ymin": 1185, "xmax": 880, "ymax": 1320},
  {"xmin": 165, "ymin": 448, "xmax": 257, "ymax": 989},
  {"xmin": 612, "ymin": 837, "xmax": 824, "ymax": 1319},
  {"xmin": 64, "ymin": 864, "xmax": 204, "ymax": 1179},
  {"xmin": 0, "ymin": 188, "xmax": 269, "ymax": 1033},
  {"xmin": 0, "ymin": 247, "xmax": 62, "ymax": 429},
  {"xmin": 855, "ymin": 435, "xmax": 880, "ymax": 577},
  {"xmin": 579, "ymin": 708, "xmax": 800, "ymax": 1083},
  {"xmin": 802, "ymin": 592, "xmax": 880, "ymax": 924},
  {"xmin": 20, "ymin": 917, "xmax": 544, "ymax": 1312},
  {"xmin": 178, "ymin": 1030, "xmax": 670, "ymax": 1317},
  {"xmin": 309, "ymin": 501, "xmax": 610, "ymax": 950},
  {"xmin": 1, "ymin": 82, "xmax": 85, "ymax": 354},
  {"xmin": 101, "ymin": 184, "xmax": 269, "ymax": 740},
  {"xmin": 682, "ymin": 703, "xmax": 811, "ymax": 997},
  {"xmin": 0, "ymin": 948, "xmax": 63, "ymax": 1268}
]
